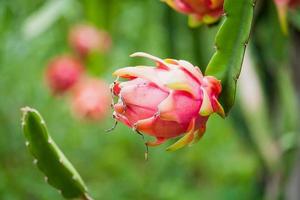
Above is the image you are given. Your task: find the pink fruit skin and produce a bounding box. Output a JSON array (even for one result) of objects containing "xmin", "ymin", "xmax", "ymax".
[
  {"xmin": 164, "ymin": 0, "xmax": 224, "ymax": 25},
  {"xmin": 69, "ymin": 24, "xmax": 112, "ymax": 57},
  {"xmin": 46, "ymin": 56, "xmax": 84, "ymax": 95},
  {"xmin": 71, "ymin": 78, "xmax": 110, "ymax": 121},
  {"xmin": 111, "ymin": 52, "xmax": 224, "ymax": 151}
]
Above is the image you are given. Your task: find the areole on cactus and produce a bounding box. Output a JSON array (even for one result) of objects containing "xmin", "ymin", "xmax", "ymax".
[
  {"xmin": 163, "ymin": 0, "xmax": 224, "ymax": 26},
  {"xmin": 111, "ymin": 52, "xmax": 224, "ymax": 151}
]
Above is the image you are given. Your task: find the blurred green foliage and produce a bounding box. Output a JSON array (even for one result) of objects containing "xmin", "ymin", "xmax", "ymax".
[{"xmin": 0, "ymin": 0, "xmax": 266, "ymax": 199}]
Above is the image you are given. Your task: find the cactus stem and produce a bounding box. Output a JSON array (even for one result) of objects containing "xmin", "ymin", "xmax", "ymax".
[
  {"xmin": 21, "ymin": 107, "xmax": 90, "ymax": 199},
  {"xmin": 205, "ymin": 0, "xmax": 255, "ymax": 114}
]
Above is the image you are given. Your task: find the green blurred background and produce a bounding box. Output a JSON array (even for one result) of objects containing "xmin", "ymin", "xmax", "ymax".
[{"xmin": 0, "ymin": 0, "xmax": 299, "ymax": 199}]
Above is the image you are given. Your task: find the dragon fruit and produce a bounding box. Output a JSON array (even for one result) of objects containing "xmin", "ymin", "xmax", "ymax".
[
  {"xmin": 111, "ymin": 52, "xmax": 224, "ymax": 151},
  {"xmin": 69, "ymin": 24, "xmax": 112, "ymax": 57},
  {"xmin": 70, "ymin": 78, "xmax": 110, "ymax": 120},
  {"xmin": 164, "ymin": 0, "xmax": 224, "ymax": 26},
  {"xmin": 45, "ymin": 56, "xmax": 84, "ymax": 95}
]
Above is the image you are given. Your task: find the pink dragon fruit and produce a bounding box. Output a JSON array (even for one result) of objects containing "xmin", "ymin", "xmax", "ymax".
[
  {"xmin": 70, "ymin": 78, "xmax": 110, "ymax": 121},
  {"xmin": 163, "ymin": 0, "xmax": 224, "ymax": 26},
  {"xmin": 69, "ymin": 24, "xmax": 112, "ymax": 57},
  {"xmin": 45, "ymin": 56, "xmax": 84, "ymax": 95},
  {"xmin": 111, "ymin": 52, "xmax": 224, "ymax": 151}
]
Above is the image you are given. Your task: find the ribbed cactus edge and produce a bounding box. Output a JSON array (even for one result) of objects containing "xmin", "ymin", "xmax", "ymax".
[
  {"xmin": 205, "ymin": 0, "xmax": 255, "ymax": 115},
  {"xmin": 21, "ymin": 107, "xmax": 92, "ymax": 200}
]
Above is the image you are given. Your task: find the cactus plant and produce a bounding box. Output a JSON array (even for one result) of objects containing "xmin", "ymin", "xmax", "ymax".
[
  {"xmin": 205, "ymin": 0, "xmax": 255, "ymax": 115},
  {"xmin": 21, "ymin": 107, "xmax": 92, "ymax": 200}
]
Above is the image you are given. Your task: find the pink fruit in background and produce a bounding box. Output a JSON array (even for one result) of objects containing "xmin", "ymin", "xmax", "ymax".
[
  {"xmin": 69, "ymin": 24, "xmax": 112, "ymax": 57},
  {"xmin": 45, "ymin": 56, "xmax": 84, "ymax": 95},
  {"xmin": 111, "ymin": 52, "xmax": 224, "ymax": 151},
  {"xmin": 71, "ymin": 78, "xmax": 110, "ymax": 120},
  {"xmin": 274, "ymin": 0, "xmax": 300, "ymax": 33},
  {"xmin": 163, "ymin": 0, "xmax": 224, "ymax": 26},
  {"xmin": 275, "ymin": 0, "xmax": 300, "ymax": 7}
]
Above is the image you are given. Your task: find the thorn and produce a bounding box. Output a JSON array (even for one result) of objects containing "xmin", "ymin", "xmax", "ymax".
[
  {"xmin": 44, "ymin": 176, "xmax": 48, "ymax": 182},
  {"xmin": 48, "ymin": 139, "xmax": 52, "ymax": 144},
  {"xmin": 144, "ymin": 144, "xmax": 149, "ymax": 161},
  {"xmin": 40, "ymin": 120, "xmax": 45, "ymax": 124},
  {"xmin": 33, "ymin": 159, "xmax": 38, "ymax": 165},
  {"xmin": 72, "ymin": 175, "xmax": 77, "ymax": 180},
  {"xmin": 57, "ymin": 190, "xmax": 62, "ymax": 194},
  {"xmin": 134, "ymin": 129, "xmax": 149, "ymax": 160},
  {"xmin": 105, "ymin": 120, "xmax": 118, "ymax": 133},
  {"xmin": 59, "ymin": 158, "xmax": 63, "ymax": 163},
  {"xmin": 135, "ymin": 129, "xmax": 145, "ymax": 140},
  {"xmin": 25, "ymin": 141, "xmax": 29, "ymax": 146}
]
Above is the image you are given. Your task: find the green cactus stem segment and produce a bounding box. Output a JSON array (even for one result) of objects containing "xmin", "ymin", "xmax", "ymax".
[
  {"xmin": 205, "ymin": 0, "xmax": 255, "ymax": 115},
  {"xmin": 21, "ymin": 107, "xmax": 92, "ymax": 200}
]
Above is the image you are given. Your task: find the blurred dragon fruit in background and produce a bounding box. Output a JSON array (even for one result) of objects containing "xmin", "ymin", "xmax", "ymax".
[
  {"xmin": 111, "ymin": 52, "xmax": 224, "ymax": 151},
  {"xmin": 274, "ymin": 0, "xmax": 300, "ymax": 33},
  {"xmin": 275, "ymin": 0, "xmax": 300, "ymax": 8},
  {"xmin": 45, "ymin": 56, "xmax": 84, "ymax": 95},
  {"xmin": 163, "ymin": 0, "xmax": 224, "ymax": 26},
  {"xmin": 69, "ymin": 24, "xmax": 112, "ymax": 57},
  {"xmin": 70, "ymin": 78, "xmax": 110, "ymax": 120}
]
